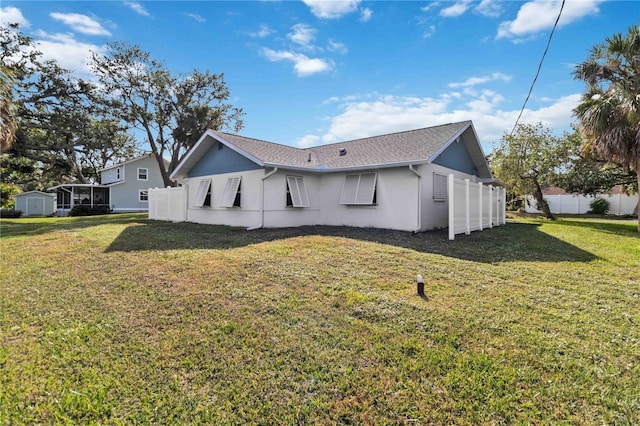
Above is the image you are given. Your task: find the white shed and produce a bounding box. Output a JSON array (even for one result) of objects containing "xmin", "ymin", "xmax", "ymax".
[{"xmin": 13, "ymin": 191, "xmax": 57, "ymax": 216}]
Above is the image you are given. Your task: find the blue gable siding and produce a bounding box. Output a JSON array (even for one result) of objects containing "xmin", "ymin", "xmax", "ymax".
[
  {"xmin": 188, "ymin": 143, "xmax": 261, "ymax": 178},
  {"xmin": 432, "ymin": 137, "xmax": 477, "ymax": 176}
]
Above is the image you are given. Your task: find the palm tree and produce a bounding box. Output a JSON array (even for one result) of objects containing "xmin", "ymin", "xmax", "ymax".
[
  {"xmin": 0, "ymin": 64, "xmax": 16, "ymax": 154},
  {"xmin": 573, "ymin": 25, "xmax": 640, "ymax": 232}
]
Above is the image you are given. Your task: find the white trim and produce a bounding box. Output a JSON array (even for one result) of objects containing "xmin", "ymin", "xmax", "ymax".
[
  {"xmin": 137, "ymin": 167, "xmax": 149, "ymax": 181},
  {"xmin": 138, "ymin": 189, "xmax": 149, "ymax": 202}
]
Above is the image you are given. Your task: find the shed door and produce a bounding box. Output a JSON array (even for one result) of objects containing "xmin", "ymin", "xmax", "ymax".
[{"xmin": 26, "ymin": 197, "xmax": 45, "ymax": 216}]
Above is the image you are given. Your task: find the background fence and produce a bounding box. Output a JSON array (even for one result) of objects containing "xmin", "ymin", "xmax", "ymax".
[
  {"xmin": 148, "ymin": 186, "xmax": 187, "ymax": 222},
  {"xmin": 448, "ymin": 175, "xmax": 506, "ymax": 240},
  {"xmin": 524, "ymin": 193, "xmax": 638, "ymax": 216}
]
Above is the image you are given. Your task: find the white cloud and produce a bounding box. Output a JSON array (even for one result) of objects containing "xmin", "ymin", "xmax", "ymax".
[
  {"xmin": 261, "ymin": 48, "xmax": 333, "ymax": 77},
  {"xmin": 328, "ymin": 39, "xmax": 348, "ymax": 54},
  {"xmin": 1, "ymin": 6, "xmax": 30, "ymax": 27},
  {"xmin": 184, "ymin": 13, "xmax": 205, "ymax": 23},
  {"xmin": 421, "ymin": 3, "xmax": 441, "ymax": 13},
  {"xmin": 306, "ymin": 90, "xmax": 580, "ymax": 151},
  {"xmin": 440, "ymin": 1, "xmax": 473, "ymax": 18},
  {"xmin": 423, "ymin": 25, "xmax": 436, "ymax": 39},
  {"xmin": 124, "ymin": 1, "xmax": 150, "ymax": 17},
  {"xmin": 448, "ymin": 72, "xmax": 512, "ymax": 88},
  {"xmin": 497, "ymin": 0, "xmax": 603, "ymax": 40},
  {"xmin": 249, "ymin": 24, "xmax": 275, "ymax": 38},
  {"xmin": 32, "ymin": 31, "xmax": 103, "ymax": 76},
  {"xmin": 475, "ymin": 0, "xmax": 503, "ymax": 18},
  {"xmin": 360, "ymin": 7, "xmax": 372, "ymax": 22},
  {"xmin": 296, "ymin": 134, "xmax": 320, "ymax": 148},
  {"xmin": 302, "ymin": 0, "xmax": 361, "ymax": 19},
  {"xmin": 50, "ymin": 13, "xmax": 111, "ymax": 36},
  {"xmin": 288, "ymin": 23, "xmax": 316, "ymax": 48}
]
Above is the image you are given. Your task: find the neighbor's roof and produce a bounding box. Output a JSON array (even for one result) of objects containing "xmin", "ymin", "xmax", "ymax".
[{"xmin": 171, "ymin": 121, "xmax": 492, "ymax": 179}]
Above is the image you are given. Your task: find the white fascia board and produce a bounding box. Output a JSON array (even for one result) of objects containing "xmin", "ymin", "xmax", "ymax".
[
  {"xmin": 47, "ymin": 183, "xmax": 107, "ymax": 190},
  {"xmin": 212, "ymin": 132, "xmax": 265, "ymax": 167},
  {"xmin": 169, "ymin": 130, "xmax": 265, "ymax": 180},
  {"xmin": 427, "ymin": 121, "xmax": 471, "ymax": 163},
  {"xmin": 426, "ymin": 121, "xmax": 493, "ymax": 179},
  {"xmin": 16, "ymin": 190, "xmax": 56, "ymax": 197},
  {"xmin": 170, "ymin": 130, "xmax": 216, "ymax": 180},
  {"xmin": 263, "ymin": 159, "xmax": 430, "ymax": 174}
]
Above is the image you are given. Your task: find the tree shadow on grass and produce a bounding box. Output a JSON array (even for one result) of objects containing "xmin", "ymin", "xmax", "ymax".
[
  {"xmin": 556, "ymin": 217, "xmax": 638, "ymax": 236},
  {"xmin": 0, "ymin": 213, "xmax": 147, "ymax": 239},
  {"xmin": 105, "ymin": 219, "xmax": 597, "ymax": 264}
]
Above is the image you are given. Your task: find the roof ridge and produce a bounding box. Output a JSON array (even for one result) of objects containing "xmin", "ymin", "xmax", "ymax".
[
  {"xmin": 218, "ymin": 131, "xmax": 305, "ymax": 152},
  {"xmin": 309, "ymin": 120, "xmax": 471, "ymax": 149},
  {"xmin": 219, "ymin": 120, "xmax": 470, "ymax": 150}
]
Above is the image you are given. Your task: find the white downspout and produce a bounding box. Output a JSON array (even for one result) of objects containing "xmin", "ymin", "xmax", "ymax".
[
  {"xmin": 247, "ymin": 167, "xmax": 278, "ymax": 230},
  {"xmin": 409, "ymin": 165, "xmax": 422, "ymax": 233}
]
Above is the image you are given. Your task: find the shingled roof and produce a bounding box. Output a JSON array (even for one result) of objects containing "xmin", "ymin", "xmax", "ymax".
[{"xmin": 171, "ymin": 121, "xmax": 492, "ymax": 179}]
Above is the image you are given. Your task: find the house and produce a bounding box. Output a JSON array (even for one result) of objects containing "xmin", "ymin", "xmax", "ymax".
[
  {"xmin": 166, "ymin": 120, "xmax": 493, "ymax": 232},
  {"xmin": 13, "ymin": 190, "xmax": 56, "ymax": 216},
  {"xmin": 49, "ymin": 154, "xmax": 167, "ymax": 216}
]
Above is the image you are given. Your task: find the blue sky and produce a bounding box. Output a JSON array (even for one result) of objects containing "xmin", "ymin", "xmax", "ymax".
[{"xmin": 2, "ymin": 1, "xmax": 637, "ymax": 153}]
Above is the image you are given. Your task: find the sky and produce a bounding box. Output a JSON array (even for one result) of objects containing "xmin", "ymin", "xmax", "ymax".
[{"xmin": 1, "ymin": 0, "xmax": 638, "ymax": 154}]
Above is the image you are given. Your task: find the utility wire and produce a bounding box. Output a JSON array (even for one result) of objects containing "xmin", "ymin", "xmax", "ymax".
[{"xmin": 510, "ymin": 0, "xmax": 566, "ymax": 136}]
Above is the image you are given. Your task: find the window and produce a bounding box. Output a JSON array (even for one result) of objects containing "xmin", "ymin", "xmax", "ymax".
[
  {"xmin": 220, "ymin": 176, "xmax": 241, "ymax": 208},
  {"xmin": 193, "ymin": 179, "xmax": 212, "ymax": 207},
  {"xmin": 340, "ymin": 173, "xmax": 377, "ymax": 205},
  {"xmin": 433, "ymin": 173, "xmax": 448, "ymax": 200},
  {"xmin": 138, "ymin": 168, "xmax": 148, "ymax": 181},
  {"xmin": 139, "ymin": 189, "xmax": 149, "ymax": 202},
  {"xmin": 286, "ymin": 176, "xmax": 310, "ymax": 208}
]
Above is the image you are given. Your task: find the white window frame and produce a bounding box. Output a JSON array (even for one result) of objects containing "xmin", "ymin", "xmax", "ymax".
[
  {"xmin": 433, "ymin": 173, "xmax": 448, "ymax": 201},
  {"xmin": 220, "ymin": 176, "xmax": 242, "ymax": 208},
  {"xmin": 137, "ymin": 167, "xmax": 149, "ymax": 181},
  {"xmin": 340, "ymin": 172, "xmax": 377, "ymax": 205},
  {"xmin": 286, "ymin": 176, "xmax": 310, "ymax": 208},
  {"xmin": 193, "ymin": 179, "xmax": 212, "ymax": 207},
  {"xmin": 138, "ymin": 189, "xmax": 149, "ymax": 202}
]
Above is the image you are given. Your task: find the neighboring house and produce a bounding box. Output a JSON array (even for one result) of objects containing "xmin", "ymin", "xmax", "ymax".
[
  {"xmin": 49, "ymin": 154, "xmax": 167, "ymax": 216},
  {"xmin": 525, "ymin": 186, "xmax": 638, "ymax": 216},
  {"xmin": 167, "ymin": 120, "xmax": 494, "ymax": 232},
  {"xmin": 13, "ymin": 191, "xmax": 56, "ymax": 216}
]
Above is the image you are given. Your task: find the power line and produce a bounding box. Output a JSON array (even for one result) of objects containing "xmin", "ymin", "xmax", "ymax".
[{"xmin": 510, "ymin": 0, "xmax": 566, "ymax": 136}]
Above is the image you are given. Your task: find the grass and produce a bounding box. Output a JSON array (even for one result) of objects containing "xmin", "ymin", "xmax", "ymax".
[{"xmin": 1, "ymin": 213, "xmax": 638, "ymax": 424}]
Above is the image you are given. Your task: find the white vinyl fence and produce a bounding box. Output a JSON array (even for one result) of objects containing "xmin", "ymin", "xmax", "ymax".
[
  {"xmin": 448, "ymin": 174, "xmax": 506, "ymax": 240},
  {"xmin": 148, "ymin": 186, "xmax": 187, "ymax": 222},
  {"xmin": 525, "ymin": 193, "xmax": 638, "ymax": 216}
]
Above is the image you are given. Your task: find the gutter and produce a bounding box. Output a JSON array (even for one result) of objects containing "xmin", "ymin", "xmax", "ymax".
[
  {"xmin": 408, "ymin": 165, "xmax": 422, "ymax": 233},
  {"xmin": 247, "ymin": 167, "xmax": 279, "ymax": 231}
]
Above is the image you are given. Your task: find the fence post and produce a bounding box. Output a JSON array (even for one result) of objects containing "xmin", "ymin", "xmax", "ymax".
[
  {"xmin": 448, "ymin": 174, "xmax": 455, "ymax": 241},
  {"xmin": 488, "ymin": 185, "xmax": 493, "ymax": 228},
  {"xmin": 465, "ymin": 179, "xmax": 470, "ymax": 235},
  {"xmin": 478, "ymin": 182, "xmax": 483, "ymax": 231}
]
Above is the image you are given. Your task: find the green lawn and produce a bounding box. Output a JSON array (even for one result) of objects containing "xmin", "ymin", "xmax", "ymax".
[{"xmin": 1, "ymin": 213, "xmax": 638, "ymax": 424}]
